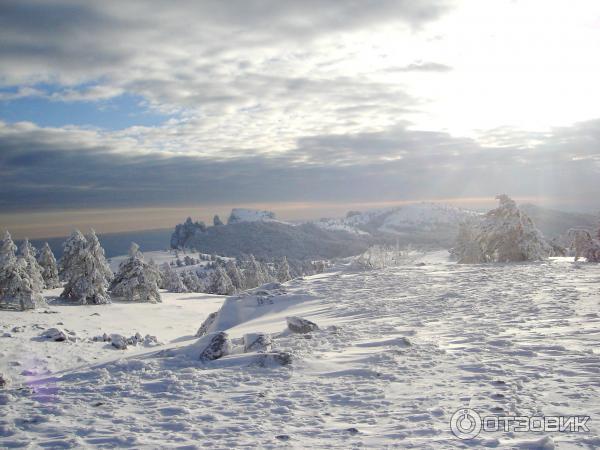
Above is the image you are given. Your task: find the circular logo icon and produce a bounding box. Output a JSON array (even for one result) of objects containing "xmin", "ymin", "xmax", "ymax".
[{"xmin": 450, "ymin": 408, "xmax": 482, "ymax": 440}]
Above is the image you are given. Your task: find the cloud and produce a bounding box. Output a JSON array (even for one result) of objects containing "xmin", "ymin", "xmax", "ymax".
[
  {"xmin": 1, "ymin": 119, "xmax": 598, "ymax": 213},
  {"xmin": 387, "ymin": 61, "xmax": 453, "ymax": 72}
]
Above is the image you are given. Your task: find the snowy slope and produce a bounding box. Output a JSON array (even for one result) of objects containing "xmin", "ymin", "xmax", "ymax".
[
  {"xmin": 379, "ymin": 202, "xmax": 480, "ymax": 234},
  {"xmin": 1, "ymin": 255, "xmax": 599, "ymax": 448},
  {"xmin": 311, "ymin": 203, "xmax": 479, "ymax": 237}
]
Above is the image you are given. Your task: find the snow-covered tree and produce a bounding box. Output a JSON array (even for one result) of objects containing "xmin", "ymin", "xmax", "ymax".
[
  {"xmin": 148, "ymin": 259, "xmax": 164, "ymax": 288},
  {"xmin": 182, "ymin": 270, "xmax": 204, "ymax": 292},
  {"xmin": 225, "ymin": 259, "xmax": 244, "ymax": 290},
  {"xmin": 453, "ymin": 195, "xmax": 551, "ymax": 263},
  {"xmin": 59, "ymin": 230, "xmax": 87, "ymax": 281},
  {"xmin": 213, "ymin": 214, "xmax": 224, "ymax": 226},
  {"xmin": 60, "ymin": 229, "xmax": 113, "ymax": 304},
  {"xmin": 110, "ymin": 243, "xmax": 162, "ymax": 303},
  {"xmin": 37, "ymin": 243, "xmax": 60, "ymax": 288},
  {"xmin": 19, "ymin": 239, "xmax": 44, "ymax": 293},
  {"xmin": 568, "ymin": 227, "xmax": 600, "ymax": 263},
  {"xmin": 450, "ymin": 219, "xmax": 485, "ymax": 264},
  {"xmin": 276, "ymin": 256, "xmax": 292, "ymax": 282},
  {"xmin": 243, "ymin": 254, "xmax": 267, "ymax": 289},
  {"xmin": 0, "ymin": 231, "xmax": 17, "ymax": 276},
  {"xmin": 0, "ymin": 231, "xmax": 46, "ymax": 310},
  {"xmin": 0, "ymin": 259, "xmax": 46, "ymax": 310},
  {"xmin": 208, "ymin": 265, "xmax": 235, "ymax": 295},
  {"xmin": 161, "ymin": 263, "xmax": 187, "ymax": 292}
]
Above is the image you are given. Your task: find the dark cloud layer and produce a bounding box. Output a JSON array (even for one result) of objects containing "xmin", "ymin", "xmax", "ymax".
[{"xmin": 1, "ymin": 119, "xmax": 598, "ymax": 212}]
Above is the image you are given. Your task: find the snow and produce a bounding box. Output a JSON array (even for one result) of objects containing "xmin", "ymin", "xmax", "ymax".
[
  {"xmin": 1, "ymin": 254, "xmax": 599, "ymax": 448},
  {"xmin": 311, "ymin": 203, "xmax": 480, "ymax": 236},
  {"xmin": 379, "ymin": 202, "xmax": 480, "ymax": 234}
]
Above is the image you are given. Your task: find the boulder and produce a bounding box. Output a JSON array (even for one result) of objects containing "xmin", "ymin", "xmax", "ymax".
[
  {"xmin": 199, "ymin": 332, "xmax": 232, "ymax": 361},
  {"xmin": 243, "ymin": 333, "xmax": 272, "ymax": 353},
  {"xmin": 0, "ymin": 373, "xmax": 9, "ymax": 388},
  {"xmin": 257, "ymin": 351, "xmax": 293, "ymax": 367},
  {"xmin": 40, "ymin": 327, "xmax": 68, "ymax": 342},
  {"xmin": 109, "ymin": 334, "xmax": 128, "ymax": 350},
  {"xmin": 196, "ymin": 311, "xmax": 218, "ymax": 337},
  {"xmin": 286, "ymin": 316, "xmax": 318, "ymax": 334}
]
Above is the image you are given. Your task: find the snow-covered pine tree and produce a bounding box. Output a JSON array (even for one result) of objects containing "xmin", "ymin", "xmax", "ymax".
[
  {"xmin": 182, "ymin": 270, "xmax": 204, "ymax": 292},
  {"xmin": 225, "ymin": 259, "xmax": 244, "ymax": 290},
  {"xmin": 0, "ymin": 231, "xmax": 46, "ymax": 310},
  {"xmin": 19, "ymin": 239, "xmax": 45, "ymax": 293},
  {"xmin": 110, "ymin": 243, "xmax": 161, "ymax": 303},
  {"xmin": 161, "ymin": 263, "xmax": 187, "ymax": 292},
  {"xmin": 582, "ymin": 223, "xmax": 600, "ymax": 262},
  {"xmin": 213, "ymin": 215, "xmax": 224, "ymax": 226},
  {"xmin": 208, "ymin": 265, "xmax": 235, "ymax": 295},
  {"xmin": 243, "ymin": 254, "xmax": 268, "ymax": 289},
  {"xmin": 59, "ymin": 229, "xmax": 87, "ymax": 281},
  {"xmin": 60, "ymin": 229, "xmax": 113, "ymax": 304},
  {"xmin": 148, "ymin": 259, "xmax": 164, "ymax": 288},
  {"xmin": 0, "ymin": 258, "xmax": 46, "ymax": 310},
  {"xmin": 453, "ymin": 195, "xmax": 551, "ymax": 263},
  {"xmin": 276, "ymin": 256, "xmax": 292, "ymax": 282},
  {"xmin": 37, "ymin": 242, "xmax": 60, "ymax": 288},
  {"xmin": 0, "ymin": 231, "xmax": 17, "ymax": 277}
]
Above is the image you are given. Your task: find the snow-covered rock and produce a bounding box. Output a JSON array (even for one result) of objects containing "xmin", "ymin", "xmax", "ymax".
[
  {"xmin": 255, "ymin": 351, "xmax": 292, "ymax": 367},
  {"xmin": 101, "ymin": 332, "xmax": 161, "ymax": 349},
  {"xmin": 243, "ymin": 333, "xmax": 272, "ymax": 352},
  {"xmin": 199, "ymin": 332, "xmax": 232, "ymax": 361},
  {"xmin": 196, "ymin": 311, "xmax": 218, "ymax": 337},
  {"xmin": 110, "ymin": 334, "xmax": 128, "ymax": 350},
  {"xmin": 287, "ymin": 316, "xmax": 318, "ymax": 334},
  {"xmin": 227, "ymin": 208, "xmax": 276, "ymax": 224},
  {"xmin": 0, "ymin": 372, "xmax": 9, "ymax": 388},
  {"xmin": 40, "ymin": 327, "xmax": 69, "ymax": 342}
]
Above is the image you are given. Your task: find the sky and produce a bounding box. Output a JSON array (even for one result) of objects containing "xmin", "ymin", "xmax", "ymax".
[{"xmin": 1, "ymin": 0, "xmax": 599, "ymax": 238}]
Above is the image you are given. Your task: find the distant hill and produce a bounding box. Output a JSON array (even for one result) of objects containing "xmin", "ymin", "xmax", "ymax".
[
  {"xmin": 313, "ymin": 203, "xmax": 480, "ymax": 248},
  {"xmin": 171, "ymin": 219, "xmax": 372, "ymax": 260},
  {"xmin": 520, "ymin": 204, "xmax": 599, "ymax": 238}
]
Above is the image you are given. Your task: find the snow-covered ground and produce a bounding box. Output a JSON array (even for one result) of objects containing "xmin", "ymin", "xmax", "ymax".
[{"xmin": 1, "ymin": 253, "xmax": 599, "ymax": 448}]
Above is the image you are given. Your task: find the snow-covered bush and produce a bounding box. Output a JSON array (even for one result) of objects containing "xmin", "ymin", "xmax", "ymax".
[
  {"xmin": 276, "ymin": 256, "xmax": 292, "ymax": 282},
  {"xmin": 37, "ymin": 242, "xmax": 60, "ymax": 288},
  {"xmin": 349, "ymin": 245, "xmax": 408, "ymax": 270},
  {"xmin": 208, "ymin": 265, "xmax": 235, "ymax": 295},
  {"xmin": 452, "ymin": 195, "xmax": 552, "ymax": 263},
  {"xmin": 110, "ymin": 243, "xmax": 162, "ymax": 303},
  {"xmin": 19, "ymin": 239, "xmax": 45, "ymax": 293},
  {"xmin": 225, "ymin": 259, "xmax": 244, "ymax": 290},
  {"xmin": 60, "ymin": 229, "xmax": 113, "ymax": 304},
  {"xmin": 181, "ymin": 270, "xmax": 204, "ymax": 292},
  {"xmin": 450, "ymin": 219, "xmax": 485, "ymax": 263},
  {"xmin": 0, "ymin": 231, "xmax": 46, "ymax": 310},
  {"xmin": 161, "ymin": 263, "xmax": 187, "ymax": 293},
  {"xmin": 242, "ymin": 254, "xmax": 268, "ymax": 289},
  {"xmin": 568, "ymin": 227, "xmax": 600, "ymax": 262}
]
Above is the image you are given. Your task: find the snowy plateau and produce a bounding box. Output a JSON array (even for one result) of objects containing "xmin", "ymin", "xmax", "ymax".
[
  {"xmin": 2, "ymin": 200, "xmax": 600, "ymax": 450},
  {"xmin": 1, "ymin": 250, "xmax": 599, "ymax": 449}
]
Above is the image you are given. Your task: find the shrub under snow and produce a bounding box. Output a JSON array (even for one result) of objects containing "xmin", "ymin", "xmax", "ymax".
[
  {"xmin": 0, "ymin": 231, "xmax": 46, "ymax": 310},
  {"xmin": 37, "ymin": 242, "xmax": 60, "ymax": 289},
  {"xmin": 568, "ymin": 226, "xmax": 600, "ymax": 262},
  {"xmin": 452, "ymin": 195, "xmax": 552, "ymax": 263},
  {"xmin": 110, "ymin": 243, "xmax": 162, "ymax": 303},
  {"xmin": 60, "ymin": 230, "xmax": 113, "ymax": 305}
]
